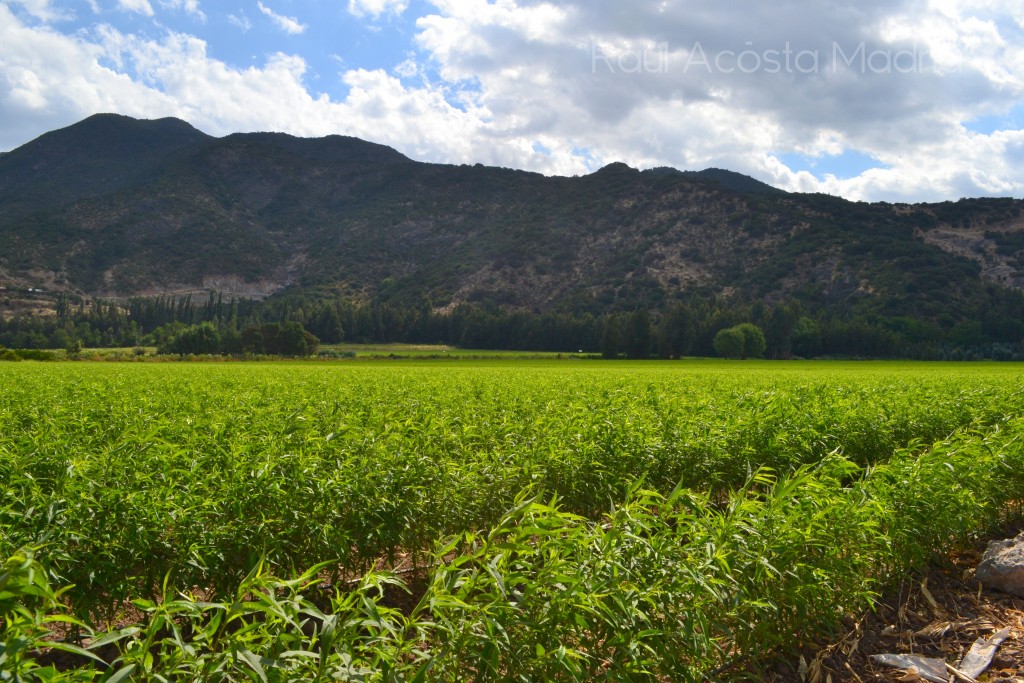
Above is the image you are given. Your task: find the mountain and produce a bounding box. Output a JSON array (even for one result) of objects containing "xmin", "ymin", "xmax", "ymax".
[
  {"xmin": 2, "ymin": 114, "xmax": 1024, "ymax": 332},
  {"xmin": 0, "ymin": 114, "xmax": 212, "ymax": 218}
]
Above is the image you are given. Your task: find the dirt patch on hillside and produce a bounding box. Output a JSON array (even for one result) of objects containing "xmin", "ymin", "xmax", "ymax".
[{"xmin": 921, "ymin": 225, "xmax": 1024, "ymax": 291}]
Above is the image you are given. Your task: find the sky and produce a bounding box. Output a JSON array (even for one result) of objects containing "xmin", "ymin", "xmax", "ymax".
[{"xmin": 1, "ymin": 0, "xmax": 1024, "ymax": 202}]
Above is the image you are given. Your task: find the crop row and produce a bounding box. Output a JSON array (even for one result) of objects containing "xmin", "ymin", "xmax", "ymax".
[
  {"xmin": 2, "ymin": 362, "xmax": 1023, "ymax": 619},
  {"xmin": 5, "ymin": 415, "xmax": 1024, "ymax": 681}
]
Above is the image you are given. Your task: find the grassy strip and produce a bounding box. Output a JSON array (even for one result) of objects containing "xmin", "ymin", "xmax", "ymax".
[{"xmin": 4, "ymin": 417, "xmax": 1024, "ymax": 681}]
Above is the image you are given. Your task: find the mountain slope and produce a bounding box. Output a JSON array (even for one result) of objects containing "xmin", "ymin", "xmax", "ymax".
[{"xmin": 1, "ymin": 114, "xmax": 1023, "ymax": 329}]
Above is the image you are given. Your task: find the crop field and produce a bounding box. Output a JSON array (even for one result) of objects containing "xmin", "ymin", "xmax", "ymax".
[{"xmin": 4, "ymin": 360, "xmax": 1024, "ymax": 681}]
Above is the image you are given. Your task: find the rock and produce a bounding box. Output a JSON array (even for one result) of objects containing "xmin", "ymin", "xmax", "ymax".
[
  {"xmin": 977, "ymin": 532, "xmax": 1024, "ymax": 597},
  {"xmin": 992, "ymin": 652, "xmax": 1016, "ymax": 669}
]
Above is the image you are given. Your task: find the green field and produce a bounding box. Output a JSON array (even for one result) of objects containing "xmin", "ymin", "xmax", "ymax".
[
  {"xmin": 322, "ymin": 343, "xmax": 577, "ymax": 359},
  {"xmin": 4, "ymin": 361, "xmax": 1024, "ymax": 681}
]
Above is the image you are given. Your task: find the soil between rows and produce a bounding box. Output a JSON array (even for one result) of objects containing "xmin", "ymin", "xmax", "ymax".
[{"xmin": 767, "ymin": 528, "xmax": 1024, "ymax": 683}]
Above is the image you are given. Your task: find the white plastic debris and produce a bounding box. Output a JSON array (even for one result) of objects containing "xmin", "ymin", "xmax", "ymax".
[
  {"xmin": 957, "ymin": 627, "xmax": 1012, "ymax": 678},
  {"xmin": 870, "ymin": 654, "xmax": 948, "ymax": 683}
]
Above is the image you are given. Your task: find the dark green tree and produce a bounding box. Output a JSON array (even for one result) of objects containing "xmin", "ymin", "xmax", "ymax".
[
  {"xmin": 314, "ymin": 305, "xmax": 345, "ymax": 344},
  {"xmin": 624, "ymin": 309, "xmax": 652, "ymax": 359},
  {"xmin": 279, "ymin": 321, "xmax": 318, "ymax": 356},
  {"xmin": 164, "ymin": 322, "xmax": 221, "ymax": 355},
  {"xmin": 736, "ymin": 323, "xmax": 767, "ymax": 359},
  {"xmin": 713, "ymin": 327, "xmax": 745, "ymax": 359},
  {"xmin": 656, "ymin": 304, "xmax": 696, "ymax": 359},
  {"xmin": 764, "ymin": 303, "xmax": 800, "ymax": 359},
  {"xmin": 241, "ymin": 326, "xmax": 264, "ymax": 355},
  {"xmin": 792, "ymin": 317, "xmax": 822, "ymax": 358},
  {"xmin": 600, "ymin": 316, "xmax": 621, "ymax": 359}
]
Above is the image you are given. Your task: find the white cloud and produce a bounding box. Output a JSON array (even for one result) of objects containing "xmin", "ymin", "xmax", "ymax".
[
  {"xmin": 0, "ymin": 5, "xmax": 484, "ymax": 168},
  {"xmin": 393, "ymin": 56, "xmax": 419, "ymax": 78},
  {"xmin": 161, "ymin": 0, "xmax": 200, "ymax": 11},
  {"xmin": 347, "ymin": 0, "xmax": 408, "ymax": 19},
  {"xmin": 402, "ymin": 0, "xmax": 1024, "ymax": 200},
  {"xmin": 227, "ymin": 11, "xmax": 251, "ymax": 32},
  {"xmin": 4, "ymin": 0, "xmax": 72, "ymax": 22},
  {"xmin": 256, "ymin": 1, "xmax": 305, "ymax": 35},
  {"xmin": 1, "ymin": 0, "xmax": 1024, "ymax": 201},
  {"xmin": 116, "ymin": 0, "xmax": 154, "ymax": 16},
  {"xmin": 158, "ymin": 0, "xmax": 205, "ymax": 21},
  {"xmin": 0, "ymin": 4, "xmax": 174, "ymax": 149}
]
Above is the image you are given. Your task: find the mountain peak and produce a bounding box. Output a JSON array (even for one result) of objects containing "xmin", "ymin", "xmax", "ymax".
[
  {"xmin": 593, "ymin": 161, "xmax": 639, "ymax": 175},
  {"xmin": 49, "ymin": 113, "xmax": 210, "ymax": 149},
  {"xmin": 641, "ymin": 166, "xmax": 784, "ymax": 194},
  {"xmin": 222, "ymin": 130, "xmax": 412, "ymax": 166},
  {"xmin": 687, "ymin": 168, "xmax": 786, "ymax": 195},
  {"xmin": 0, "ymin": 114, "xmax": 213, "ymax": 217}
]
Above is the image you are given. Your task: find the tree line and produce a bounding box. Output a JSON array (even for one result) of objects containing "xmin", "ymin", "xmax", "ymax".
[{"xmin": 1, "ymin": 290, "xmax": 1023, "ymax": 360}]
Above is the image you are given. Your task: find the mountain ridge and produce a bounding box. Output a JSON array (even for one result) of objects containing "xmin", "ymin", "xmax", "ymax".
[{"xmin": 1, "ymin": 114, "xmax": 1024, "ymax": 341}]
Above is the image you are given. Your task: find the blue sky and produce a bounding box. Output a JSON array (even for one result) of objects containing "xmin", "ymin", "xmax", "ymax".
[
  {"xmin": 964, "ymin": 103, "xmax": 1024, "ymax": 136},
  {"xmin": 50, "ymin": 1, "xmax": 427, "ymax": 100},
  {"xmin": 776, "ymin": 151, "xmax": 889, "ymax": 183},
  {"xmin": 2, "ymin": 0, "xmax": 1024, "ymax": 202}
]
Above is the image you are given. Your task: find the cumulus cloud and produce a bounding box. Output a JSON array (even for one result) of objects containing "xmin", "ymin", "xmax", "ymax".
[
  {"xmin": 0, "ymin": 4, "xmax": 166, "ymax": 148},
  {"xmin": 405, "ymin": 0, "xmax": 1024, "ymax": 200},
  {"xmin": 0, "ymin": 0, "xmax": 1023, "ymax": 201},
  {"xmin": 256, "ymin": 2, "xmax": 306, "ymax": 35}
]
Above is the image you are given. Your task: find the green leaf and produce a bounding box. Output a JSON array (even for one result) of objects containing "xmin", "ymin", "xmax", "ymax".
[
  {"xmin": 104, "ymin": 664, "xmax": 136, "ymax": 683},
  {"xmin": 45, "ymin": 641, "xmax": 110, "ymax": 667},
  {"xmin": 237, "ymin": 649, "xmax": 269, "ymax": 683}
]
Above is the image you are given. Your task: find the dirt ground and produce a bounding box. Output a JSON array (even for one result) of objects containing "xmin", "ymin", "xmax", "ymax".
[{"xmin": 766, "ymin": 530, "xmax": 1024, "ymax": 683}]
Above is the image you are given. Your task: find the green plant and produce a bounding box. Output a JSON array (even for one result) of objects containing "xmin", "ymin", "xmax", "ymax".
[{"xmin": 3, "ymin": 362, "xmax": 1024, "ymax": 679}]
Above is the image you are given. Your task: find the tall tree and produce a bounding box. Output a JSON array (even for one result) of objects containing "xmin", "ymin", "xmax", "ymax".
[
  {"xmin": 657, "ymin": 303, "xmax": 696, "ymax": 359},
  {"xmin": 600, "ymin": 316, "xmax": 621, "ymax": 359},
  {"xmin": 624, "ymin": 309, "xmax": 652, "ymax": 359}
]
